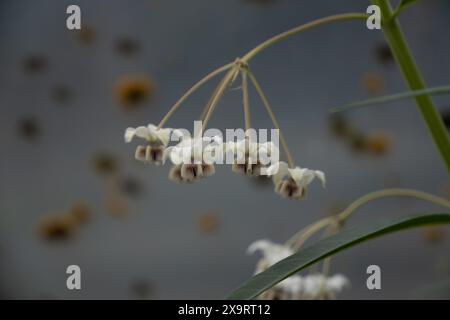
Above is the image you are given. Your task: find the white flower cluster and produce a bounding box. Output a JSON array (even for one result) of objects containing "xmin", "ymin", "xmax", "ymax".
[
  {"xmin": 125, "ymin": 123, "xmax": 325, "ymax": 199},
  {"xmin": 248, "ymin": 240, "xmax": 349, "ymax": 300}
]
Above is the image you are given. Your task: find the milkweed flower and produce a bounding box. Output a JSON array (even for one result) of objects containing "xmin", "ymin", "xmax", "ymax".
[
  {"xmin": 247, "ymin": 239, "xmax": 349, "ymax": 300},
  {"xmin": 124, "ymin": 124, "xmax": 173, "ymax": 165},
  {"xmin": 301, "ymin": 273, "xmax": 349, "ymax": 300},
  {"xmin": 266, "ymin": 161, "xmax": 325, "ymax": 199},
  {"xmin": 227, "ymin": 139, "xmax": 278, "ymax": 177},
  {"xmin": 166, "ymin": 135, "xmax": 222, "ymax": 183},
  {"xmin": 247, "ymin": 239, "xmax": 304, "ymax": 299},
  {"xmin": 247, "ymin": 239, "xmax": 293, "ymax": 270}
]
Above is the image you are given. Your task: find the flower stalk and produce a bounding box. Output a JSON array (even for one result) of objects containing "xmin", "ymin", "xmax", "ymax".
[
  {"xmin": 287, "ymin": 188, "xmax": 450, "ymax": 250},
  {"xmin": 157, "ymin": 13, "xmax": 368, "ymax": 132},
  {"xmin": 241, "ymin": 13, "xmax": 368, "ymax": 63}
]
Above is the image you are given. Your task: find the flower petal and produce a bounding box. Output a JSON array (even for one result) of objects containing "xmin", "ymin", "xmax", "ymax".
[
  {"xmin": 135, "ymin": 126, "xmax": 151, "ymax": 139},
  {"xmin": 267, "ymin": 161, "xmax": 289, "ymax": 184},
  {"xmin": 326, "ymin": 274, "xmax": 349, "ymax": 292},
  {"xmin": 315, "ymin": 170, "xmax": 326, "ymax": 187},
  {"xmin": 124, "ymin": 127, "xmax": 136, "ymax": 143},
  {"xmin": 247, "ymin": 239, "xmax": 277, "ymax": 255}
]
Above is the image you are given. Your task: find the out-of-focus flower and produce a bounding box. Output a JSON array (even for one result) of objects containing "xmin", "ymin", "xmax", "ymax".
[
  {"xmin": 130, "ymin": 279, "xmax": 154, "ymax": 299},
  {"xmin": 349, "ymin": 130, "xmax": 368, "ymax": 153},
  {"xmin": 105, "ymin": 193, "xmax": 129, "ymax": 217},
  {"xmin": 248, "ymin": 239, "xmax": 349, "ymax": 300},
  {"xmin": 17, "ymin": 116, "xmax": 41, "ymax": 141},
  {"xmin": 421, "ymin": 226, "xmax": 447, "ymax": 245},
  {"xmin": 197, "ymin": 212, "xmax": 221, "ymax": 234},
  {"xmin": 361, "ymin": 72, "xmax": 384, "ymax": 95},
  {"xmin": 227, "ymin": 139, "xmax": 278, "ymax": 177},
  {"xmin": 248, "ymin": 239, "xmax": 303, "ymax": 299},
  {"xmin": 70, "ymin": 203, "xmax": 91, "ymax": 224},
  {"xmin": 366, "ymin": 132, "xmax": 392, "ymax": 156},
  {"xmin": 119, "ymin": 176, "xmax": 143, "ymax": 198},
  {"xmin": 125, "ymin": 124, "xmax": 173, "ymax": 165},
  {"xmin": 374, "ymin": 43, "xmax": 394, "ymax": 66},
  {"xmin": 115, "ymin": 37, "xmax": 140, "ymax": 56},
  {"xmin": 92, "ymin": 152, "xmax": 118, "ymax": 175},
  {"xmin": 328, "ymin": 114, "xmax": 352, "ymax": 138},
  {"xmin": 116, "ymin": 76, "xmax": 154, "ymax": 109},
  {"xmin": 52, "ymin": 85, "xmax": 73, "ymax": 103},
  {"xmin": 22, "ymin": 54, "xmax": 48, "ymax": 74},
  {"xmin": 248, "ymin": 239, "xmax": 293, "ymax": 270},
  {"xmin": 74, "ymin": 25, "xmax": 95, "ymax": 45},
  {"xmin": 38, "ymin": 214, "xmax": 78, "ymax": 241},
  {"xmin": 266, "ymin": 161, "xmax": 325, "ymax": 200},
  {"xmin": 38, "ymin": 203, "xmax": 93, "ymax": 242},
  {"xmin": 301, "ymin": 273, "xmax": 349, "ymax": 299}
]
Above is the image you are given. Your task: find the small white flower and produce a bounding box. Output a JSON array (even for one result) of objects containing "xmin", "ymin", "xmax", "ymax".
[
  {"xmin": 166, "ymin": 135, "xmax": 222, "ymax": 183},
  {"xmin": 125, "ymin": 124, "xmax": 172, "ymax": 145},
  {"xmin": 227, "ymin": 139, "xmax": 278, "ymax": 177},
  {"xmin": 302, "ymin": 273, "xmax": 350, "ymax": 299},
  {"xmin": 266, "ymin": 161, "xmax": 325, "ymax": 199},
  {"xmin": 247, "ymin": 239, "xmax": 293, "ymax": 271},
  {"xmin": 247, "ymin": 239, "xmax": 303, "ymax": 299},
  {"xmin": 247, "ymin": 239, "xmax": 349, "ymax": 300},
  {"xmin": 124, "ymin": 124, "xmax": 173, "ymax": 165}
]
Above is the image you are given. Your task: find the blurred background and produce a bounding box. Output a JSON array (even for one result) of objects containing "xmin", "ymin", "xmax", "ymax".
[{"xmin": 1, "ymin": 0, "xmax": 449, "ymax": 299}]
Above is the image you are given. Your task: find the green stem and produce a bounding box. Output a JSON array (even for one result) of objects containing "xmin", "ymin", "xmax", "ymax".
[
  {"xmin": 287, "ymin": 188, "xmax": 450, "ymax": 250},
  {"xmin": 338, "ymin": 188, "xmax": 450, "ymax": 221},
  {"xmin": 241, "ymin": 13, "xmax": 367, "ymax": 63},
  {"xmin": 157, "ymin": 63, "xmax": 233, "ymax": 129},
  {"xmin": 157, "ymin": 13, "xmax": 366, "ymax": 129},
  {"xmin": 241, "ymin": 70, "xmax": 251, "ymax": 131},
  {"xmin": 372, "ymin": 0, "xmax": 450, "ymax": 174}
]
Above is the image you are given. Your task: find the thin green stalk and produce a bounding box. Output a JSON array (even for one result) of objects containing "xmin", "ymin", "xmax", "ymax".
[
  {"xmin": 157, "ymin": 63, "xmax": 233, "ymax": 129},
  {"xmin": 203, "ymin": 68, "xmax": 239, "ymax": 128},
  {"xmin": 287, "ymin": 188, "xmax": 450, "ymax": 251},
  {"xmin": 372, "ymin": 0, "xmax": 450, "ymax": 174},
  {"xmin": 157, "ymin": 14, "xmax": 366, "ymax": 130},
  {"xmin": 339, "ymin": 188, "xmax": 450, "ymax": 221},
  {"xmin": 241, "ymin": 13, "xmax": 367, "ymax": 63},
  {"xmin": 247, "ymin": 69, "xmax": 295, "ymax": 168},
  {"xmin": 241, "ymin": 70, "xmax": 251, "ymax": 131},
  {"xmin": 200, "ymin": 73, "xmax": 229, "ymax": 121}
]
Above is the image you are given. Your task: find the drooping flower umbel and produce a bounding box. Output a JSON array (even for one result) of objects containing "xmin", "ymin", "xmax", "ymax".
[
  {"xmin": 124, "ymin": 124, "xmax": 173, "ymax": 165},
  {"xmin": 248, "ymin": 239, "xmax": 349, "ymax": 300},
  {"xmin": 123, "ymin": 58, "xmax": 326, "ymax": 199},
  {"xmin": 266, "ymin": 161, "xmax": 325, "ymax": 200}
]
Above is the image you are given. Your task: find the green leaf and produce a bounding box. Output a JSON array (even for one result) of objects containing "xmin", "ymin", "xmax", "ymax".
[
  {"xmin": 226, "ymin": 213, "xmax": 450, "ymax": 300},
  {"xmin": 330, "ymin": 85, "xmax": 450, "ymax": 113}
]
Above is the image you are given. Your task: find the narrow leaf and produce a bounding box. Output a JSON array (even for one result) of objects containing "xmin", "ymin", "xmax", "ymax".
[
  {"xmin": 227, "ymin": 213, "xmax": 450, "ymax": 300},
  {"xmin": 330, "ymin": 85, "xmax": 450, "ymax": 113}
]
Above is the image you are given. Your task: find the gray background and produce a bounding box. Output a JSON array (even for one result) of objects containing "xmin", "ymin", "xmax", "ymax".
[{"xmin": 0, "ymin": 0, "xmax": 449, "ymax": 299}]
